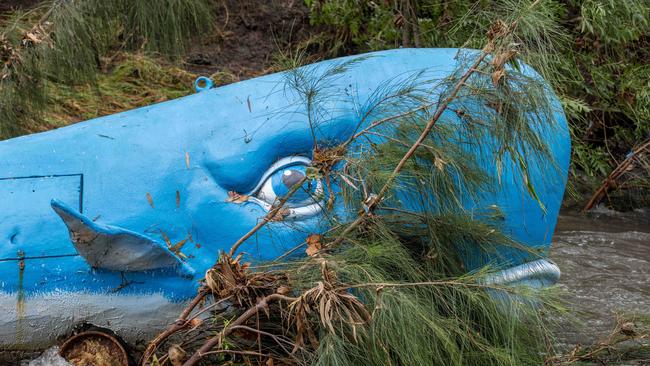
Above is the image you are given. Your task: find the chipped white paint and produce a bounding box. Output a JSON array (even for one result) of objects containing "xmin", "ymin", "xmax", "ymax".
[{"xmin": 0, "ymin": 291, "xmax": 185, "ymax": 349}]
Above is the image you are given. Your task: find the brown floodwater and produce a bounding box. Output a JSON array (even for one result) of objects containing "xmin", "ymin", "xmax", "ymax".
[{"xmin": 551, "ymin": 208, "xmax": 650, "ymax": 348}]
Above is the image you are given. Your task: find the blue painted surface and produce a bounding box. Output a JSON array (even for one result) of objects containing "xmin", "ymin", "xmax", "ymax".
[{"xmin": 0, "ymin": 48, "xmax": 570, "ymax": 307}]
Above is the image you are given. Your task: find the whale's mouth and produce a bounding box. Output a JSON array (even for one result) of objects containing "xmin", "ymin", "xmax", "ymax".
[{"xmin": 483, "ymin": 259, "xmax": 561, "ymax": 287}]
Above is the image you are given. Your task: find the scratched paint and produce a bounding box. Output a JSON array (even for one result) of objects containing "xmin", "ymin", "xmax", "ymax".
[
  {"xmin": 16, "ymin": 251, "xmax": 25, "ymax": 345},
  {"xmin": 0, "ymin": 48, "xmax": 570, "ymax": 348}
]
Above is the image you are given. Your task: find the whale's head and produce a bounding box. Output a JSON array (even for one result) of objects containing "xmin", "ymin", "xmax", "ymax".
[{"xmin": 0, "ymin": 48, "xmax": 570, "ymax": 299}]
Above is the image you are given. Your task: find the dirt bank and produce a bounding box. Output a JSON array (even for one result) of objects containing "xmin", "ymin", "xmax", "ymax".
[{"xmin": 184, "ymin": 0, "xmax": 315, "ymax": 83}]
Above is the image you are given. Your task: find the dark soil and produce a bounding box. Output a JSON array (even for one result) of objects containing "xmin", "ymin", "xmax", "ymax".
[
  {"xmin": 184, "ymin": 0, "xmax": 315, "ymax": 83},
  {"xmin": 0, "ymin": 0, "xmax": 39, "ymax": 12}
]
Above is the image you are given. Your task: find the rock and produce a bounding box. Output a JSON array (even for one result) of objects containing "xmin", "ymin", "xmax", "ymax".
[{"xmin": 24, "ymin": 347, "xmax": 71, "ymax": 366}]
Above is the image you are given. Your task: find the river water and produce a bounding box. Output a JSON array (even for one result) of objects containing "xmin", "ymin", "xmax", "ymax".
[{"xmin": 551, "ymin": 208, "xmax": 650, "ymax": 349}]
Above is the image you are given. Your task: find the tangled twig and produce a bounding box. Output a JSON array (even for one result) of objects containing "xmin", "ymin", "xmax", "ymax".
[
  {"xmin": 329, "ymin": 49, "xmax": 491, "ymax": 247},
  {"xmin": 140, "ymin": 287, "xmax": 210, "ymax": 365},
  {"xmin": 583, "ymin": 138, "xmax": 650, "ymax": 212},
  {"xmin": 183, "ymin": 293, "xmax": 298, "ymax": 366},
  {"xmin": 228, "ymin": 175, "xmax": 309, "ymax": 257},
  {"xmin": 546, "ymin": 315, "xmax": 650, "ymax": 365}
]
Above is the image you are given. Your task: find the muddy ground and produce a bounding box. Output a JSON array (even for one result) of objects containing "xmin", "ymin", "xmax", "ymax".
[
  {"xmin": 0, "ymin": 0, "xmax": 39, "ymax": 12},
  {"xmin": 184, "ymin": 0, "xmax": 316, "ymax": 82}
]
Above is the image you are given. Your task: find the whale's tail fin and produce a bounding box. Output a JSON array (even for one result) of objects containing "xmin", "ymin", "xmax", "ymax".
[{"xmin": 51, "ymin": 199, "xmax": 194, "ymax": 277}]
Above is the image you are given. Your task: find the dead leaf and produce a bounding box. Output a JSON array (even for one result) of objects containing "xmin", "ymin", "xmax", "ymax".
[
  {"xmin": 491, "ymin": 68, "xmax": 505, "ymax": 86},
  {"xmin": 270, "ymin": 207, "xmax": 291, "ymax": 221},
  {"xmin": 23, "ymin": 32, "xmax": 41, "ymax": 44},
  {"xmin": 276, "ymin": 286, "xmax": 291, "ymax": 295},
  {"xmin": 226, "ymin": 191, "xmax": 250, "ymax": 203},
  {"xmin": 621, "ymin": 322, "xmax": 636, "ymax": 336},
  {"xmin": 160, "ymin": 231, "xmax": 190, "ymax": 258},
  {"xmin": 160, "ymin": 231, "xmax": 172, "ymax": 247},
  {"xmin": 306, "ymin": 234, "xmax": 322, "ymax": 257},
  {"xmin": 185, "ymin": 152, "xmax": 190, "ymax": 169},
  {"xmin": 146, "ymin": 192, "xmax": 154, "ymax": 208},
  {"xmin": 491, "ymin": 49, "xmax": 517, "ymax": 69},
  {"xmin": 487, "ymin": 20, "xmax": 509, "ymax": 41},
  {"xmin": 394, "ymin": 13, "xmax": 404, "ymax": 27},
  {"xmin": 170, "ymin": 237, "xmax": 189, "ymax": 254},
  {"xmin": 338, "ymin": 173, "xmax": 359, "ymax": 190},
  {"xmin": 189, "ymin": 318, "xmax": 202, "ymax": 329},
  {"xmin": 490, "ymin": 49, "xmax": 517, "ymax": 86},
  {"xmin": 168, "ymin": 344, "xmax": 186, "ymax": 366},
  {"xmin": 434, "ymin": 157, "xmax": 446, "ymax": 171},
  {"xmin": 175, "ymin": 190, "xmax": 181, "ymax": 208}
]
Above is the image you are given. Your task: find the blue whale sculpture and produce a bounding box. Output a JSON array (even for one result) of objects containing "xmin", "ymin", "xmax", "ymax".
[{"xmin": 0, "ymin": 48, "xmax": 570, "ymax": 348}]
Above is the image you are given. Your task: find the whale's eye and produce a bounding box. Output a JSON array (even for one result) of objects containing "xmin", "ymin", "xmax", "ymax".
[{"xmin": 250, "ymin": 156, "xmax": 324, "ymax": 218}]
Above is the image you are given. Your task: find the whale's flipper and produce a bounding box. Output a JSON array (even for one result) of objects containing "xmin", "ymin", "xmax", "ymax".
[{"xmin": 51, "ymin": 199, "xmax": 194, "ymax": 277}]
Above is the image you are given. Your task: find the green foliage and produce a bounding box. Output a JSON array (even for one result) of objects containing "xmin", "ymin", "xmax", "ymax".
[
  {"xmin": 301, "ymin": 260, "xmax": 560, "ymax": 365},
  {"xmin": 278, "ymin": 211, "xmax": 562, "ymax": 365},
  {"xmin": 44, "ymin": 53, "xmax": 195, "ymax": 128},
  {"xmin": 124, "ymin": 0, "xmax": 212, "ymax": 58},
  {"xmin": 0, "ymin": 0, "xmax": 212, "ymax": 139},
  {"xmin": 265, "ymin": 51, "xmax": 565, "ymax": 365},
  {"xmin": 579, "ymin": 0, "xmax": 648, "ymax": 44},
  {"xmin": 306, "ymin": 0, "xmax": 650, "ymax": 207}
]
